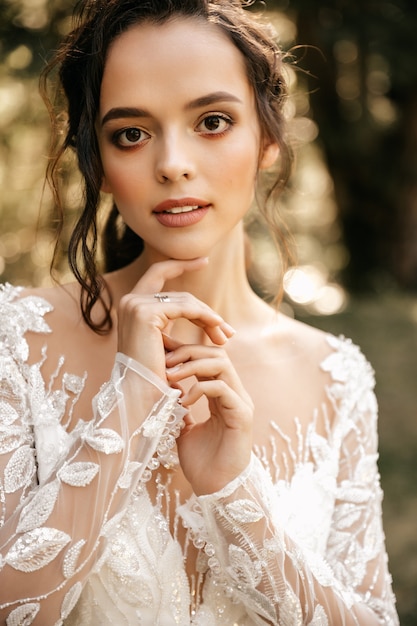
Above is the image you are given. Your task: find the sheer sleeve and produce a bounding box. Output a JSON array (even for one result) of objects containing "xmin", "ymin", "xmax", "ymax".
[
  {"xmin": 0, "ymin": 286, "xmax": 185, "ymax": 625},
  {"xmin": 181, "ymin": 336, "xmax": 399, "ymax": 626}
]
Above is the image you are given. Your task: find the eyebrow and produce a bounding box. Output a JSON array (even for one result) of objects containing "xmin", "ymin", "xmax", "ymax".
[
  {"xmin": 185, "ymin": 91, "xmax": 242, "ymax": 110},
  {"xmin": 100, "ymin": 91, "xmax": 242, "ymax": 126},
  {"xmin": 101, "ymin": 107, "xmax": 149, "ymax": 126}
]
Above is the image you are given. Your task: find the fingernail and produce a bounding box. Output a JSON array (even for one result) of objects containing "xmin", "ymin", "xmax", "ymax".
[
  {"xmin": 166, "ymin": 365, "xmax": 181, "ymax": 374},
  {"xmin": 221, "ymin": 322, "xmax": 236, "ymax": 337}
]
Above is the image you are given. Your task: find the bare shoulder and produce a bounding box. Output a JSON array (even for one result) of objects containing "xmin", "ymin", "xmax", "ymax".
[
  {"xmin": 19, "ymin": 282, "xmax": 95, "ymax": 352},
  {"xmin": 229, "ymin": 298, "xmax": 339, "ymax": 375},
  {"xmin": 267, "ymin": 312, "xmax": 374, "ymax": 388},
  {"xmin": 265, "ymin": 311, "xmax": 335, "ymax": 365},
  {"xmin": 229, "ymin": 307, "xmax": 337, "ymax": 388},
  {"xmin": 20, "ymin": 282, "xmax": 81, "ymax": 322},
  {"xmin": 15, "ymin": 282, "xmax": 116, "ymax": 391}
]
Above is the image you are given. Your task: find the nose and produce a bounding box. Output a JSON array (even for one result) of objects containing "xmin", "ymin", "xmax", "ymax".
[{"xmin": 155, "ymin": 131, "xmax": 196, "ymax": 183}]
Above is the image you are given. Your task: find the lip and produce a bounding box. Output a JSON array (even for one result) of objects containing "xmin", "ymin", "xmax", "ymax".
[
  {"xmin": 153, "ymin": 197, "xmax": 211, "ymax": 228},
  {"xmin": 153, "ymin": 197, "xmax": 210, "ymax": 213}
]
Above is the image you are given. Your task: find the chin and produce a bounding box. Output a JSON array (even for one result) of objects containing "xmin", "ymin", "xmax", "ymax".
[{"xmin": 153, "ymin": 244, "xmax": 215, "ymax": 262}]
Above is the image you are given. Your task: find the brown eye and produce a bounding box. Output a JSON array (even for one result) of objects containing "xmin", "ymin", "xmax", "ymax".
[
  {"xmin": 197, "ymin": 114, "xmax": 232, "ymax": 135},
  {"xmin": 204, "ymin": 116, "xmax": 222, "ymax": 131},
  {"xmin": 113, "ymin": 127, "xmax": 150, "ymax": 148},
  {"xmin": 125, "ymin": 128, "xmax": 141, "ymax": 142}
]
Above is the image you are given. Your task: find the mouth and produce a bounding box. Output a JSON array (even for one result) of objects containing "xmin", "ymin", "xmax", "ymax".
[
  {"xmin": 161, "ymin": 205, "xmax": 201, "ymax": 214},
  {"xmin": 153, "ymin": 198, "xmax": 210, "ymax": 214},
  {"xmin": 152, "ymin": 198, "xmax": 211, "ymax": 228}
]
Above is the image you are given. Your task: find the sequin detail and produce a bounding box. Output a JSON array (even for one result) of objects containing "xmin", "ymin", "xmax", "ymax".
[
  {"xmin": 5, "ymin": 602, "xmax": 40, "ymax": 626},
  {"xmin": 16, "ymin": 480, "xmax": 60, "ymax": 533},
  {"xmin": 58, "ymin": 462, "xmax": 99, "ymax": 487},
  {"xmin": 63, "ymin": 540, "xmax": 86, "ymax": 578},
  {"xmin": 4, "ymin": 445, "xmax": 35, "ymax": 493},
  {"xmin": 5, "ymin": 527, "xmax": 71, "ymax": 572}
]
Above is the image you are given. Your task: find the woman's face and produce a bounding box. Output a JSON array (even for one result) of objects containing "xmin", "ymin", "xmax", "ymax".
[{"xmin": 97, "ymin": 17, "xmax": 277, "ymax": 262}]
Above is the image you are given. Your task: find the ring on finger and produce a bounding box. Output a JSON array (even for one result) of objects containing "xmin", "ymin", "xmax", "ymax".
[{"xmin": 154, "ymin": 293, "xmax": 171, "ymax": 303}]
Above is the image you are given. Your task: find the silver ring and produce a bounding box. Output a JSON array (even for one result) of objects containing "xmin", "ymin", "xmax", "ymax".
[{"xmin": 154, "ymin": 293, "xmax": 171, "ymax": 303}]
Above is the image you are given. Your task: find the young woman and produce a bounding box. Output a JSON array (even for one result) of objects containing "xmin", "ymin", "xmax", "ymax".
[{"xmin": 0, "ymin": 0, "xmax": 399, "ymax": 624}]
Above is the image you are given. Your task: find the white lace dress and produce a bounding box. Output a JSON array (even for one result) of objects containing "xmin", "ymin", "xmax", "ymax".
[{"xmin": 0, "ymin": 285, "xmax": 399, "ymax": 625}]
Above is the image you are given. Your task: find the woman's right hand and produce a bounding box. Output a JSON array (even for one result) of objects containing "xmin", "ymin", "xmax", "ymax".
[{"xmin": 117, "ymin": 258, "xmax": 235, "ymax": 380}]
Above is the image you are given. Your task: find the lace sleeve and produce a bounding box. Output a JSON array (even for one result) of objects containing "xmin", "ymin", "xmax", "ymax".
[
  {"xmin": 182, "ymin": 337, "xmax": 398, "ymax": 626},
  {"xmin": 0, "ymin": 287, "xmax": 185, "ymax": 625}
]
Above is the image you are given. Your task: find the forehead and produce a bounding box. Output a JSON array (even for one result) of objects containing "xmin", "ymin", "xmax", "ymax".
[{"xmin": 101, "ymin": 17, "xmax": 252, "ymax": 105}]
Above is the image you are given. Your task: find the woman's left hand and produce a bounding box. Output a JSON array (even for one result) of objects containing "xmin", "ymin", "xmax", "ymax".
[{"xmin": 164, "ymin": 336, "xmax": 254, "ymax": 496}]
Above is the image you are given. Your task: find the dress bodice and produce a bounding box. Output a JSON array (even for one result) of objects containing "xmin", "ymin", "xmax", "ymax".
[{"xmin": 0, "ymin": 285, "xmax": 398, "ymax": 625}]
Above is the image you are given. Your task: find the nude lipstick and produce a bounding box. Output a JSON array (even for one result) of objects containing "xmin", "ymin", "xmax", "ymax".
[{"xmin": 153, "ymin": 198, "xmax": 211, "ymax": 228}]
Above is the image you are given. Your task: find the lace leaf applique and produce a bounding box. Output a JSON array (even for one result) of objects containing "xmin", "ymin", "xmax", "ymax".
[
  {"xmin": 61, "ymin": 581, "xmax": 83, "ymax": 620},
  {"xmin": 62, "ymin": 373, "xmax": 85, "ymax": 396},
  {"xmin": 117, "ymin": 461, "xmax": 143, "ymax": 489},
  {"xmin": 146, "ymin": 510, "xmax": 171, "ymax": 559},
  {"xmin": 327, "ymin": 529, "xmax": 351, "ymax": 556},
  {"xmin": 0, "ymin": 425, "xmax": 27, "ymax": 455},
  {"xmin": 224, "ymin": 499, "xmax": 264, "ymax": 524},
  {"xmin": 16, "ymin": 480, "xmax": 60, "ymax": 533},
  {"xmin": 95, "ymin": 380, "xmax": 117, "ymax": 421},
  {"xmin": 106, "ymin": 566, "xmax": 154, "ymax": 606},
  {"xmin": 279, "ymin": 587, "xmax": 303, "ymax": 625},
  {"xmin": 308, "ymin": 604, "xmax": 329, "ymax": 626},
  {"xmin": 333, "ymin": 503, "xmax": 362, "ymax": 530},
  {"xmin": 0, "ymin": 286, "xmax": 52, "ymax": 363},
  {"xmin": 264, "ymin": 534, "xmax": 285, "ymax": 555},
  {"xmin": 5, "ymin": 602, "xmax": 40, "ymax": 626},
  {"xmin": 63, "ymin": 539, "xmax": 86, "ymax": 579},
  {"xmin": 354, "ymin": 453, "xmax": 378, "ymax": 483},
  {"xmin": 364, "ymin": 516, "xmax": 383, "ymax": 559},
  {"xmin": 228, "ymin": 544, "xmax": 263, "ymax": 587},
  {"xmin": 84, "ymin": 427, "xmax": 124, "ymax": 454},
  {"xmin": 337, "ymin": 483, "xmax": 370, "ymax": 504},
  {"xmin": 22, "ymin": 295, "xmax": 53, "ymax": 326},
  {"xmin": 0, "ymin": 401, "xmax": 19, "ymax": 427},
  {"xmin": 4, "ymin": 445, "xmax": 36, "ymax": 494},
  {"xmin": 302, "ymin": 548, "xmax": 337, "ymax": 587},
  {"xmin": 5, "ymin": 527, "xmax": 71, "ymax": 572},
  {"xmin": 58, "ymin": 462, "xmax": 99, "ymax": 487}
]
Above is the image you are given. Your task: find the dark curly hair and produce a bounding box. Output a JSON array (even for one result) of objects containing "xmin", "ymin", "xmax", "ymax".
[{"xmin": 41, "ymin": 0, "xmax": 293, "ymax": 333}]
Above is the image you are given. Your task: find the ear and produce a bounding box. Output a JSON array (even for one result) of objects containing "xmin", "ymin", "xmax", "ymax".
[{"xmin": 259, "ymin": 142, "xmax": 279, "ymax": 170}]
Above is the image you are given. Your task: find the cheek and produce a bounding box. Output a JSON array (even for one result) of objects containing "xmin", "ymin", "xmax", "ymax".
[
  {"xmin": 101, "ymin": 156, "xmax": 147, "ymax": 198},
  {"xmin": 214, "ymin": 139, "xmax": 259, "ymax": 190},
  {"xmin": 226, "ymin": 153, "xmax": 258, "ymax": 196}
]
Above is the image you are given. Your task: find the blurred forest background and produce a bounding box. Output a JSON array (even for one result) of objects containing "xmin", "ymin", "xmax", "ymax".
[{"xmin": 0, "ymin": 0, "xmax": 416, "ymax": 622}]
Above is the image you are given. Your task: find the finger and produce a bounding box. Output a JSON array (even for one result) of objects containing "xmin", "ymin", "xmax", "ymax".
[
  {"xmin": 166, "ymin": 358, "xmax": 252, "ymax": 407},
  {"xmin": 148, "ymin": 299, "xmax": 235, "ymax": 344},
  {"xmin": 165, "ymin": 344, "xmax": 235, "ymax": 374},
  {"xmin": 165, "ymin": 342, "xmax": 223, "ymax": 364},
  {"xmin": 181, "ymin": 380, "xmax": 252, "ymax": 427},
  {"xmin": 181, "ymin": 378, "xmax": 233, "ymax": 407},
  {"xmin": 162, "ymin": 333, "xmax": 183, "ymax": 352},
  {"xmin": 131, "ymin": 257, "xmax": 208, "ymax": 295},
  {"xmin": 120, "ymin": 295, "xmax": 217, "ymax": 333},
  {"xmin": 180, "ymin": 411, "xmax": 196, "ymax": 436},
  {"xmin": 166, "ymin": 354, "xmax": 240, "ymax": 388}
]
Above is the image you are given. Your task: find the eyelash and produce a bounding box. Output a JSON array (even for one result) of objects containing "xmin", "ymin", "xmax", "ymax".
[{"xmin": 110, "ymin": 113, "xmax": 235, "ymax": 149}]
